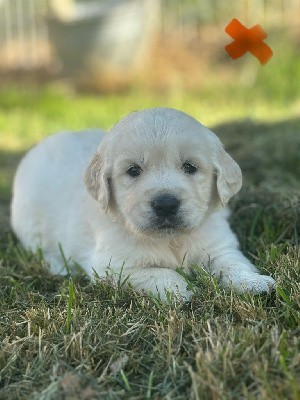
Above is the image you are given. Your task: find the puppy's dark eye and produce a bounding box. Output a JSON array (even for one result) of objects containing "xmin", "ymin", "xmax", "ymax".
[
  {"xmin": 127, "ymin": 165, "xmax": 142, "ymax": 177},
  {"xmin": 182, "ymin": 162, "xmax": 197, "ymax": 174}
]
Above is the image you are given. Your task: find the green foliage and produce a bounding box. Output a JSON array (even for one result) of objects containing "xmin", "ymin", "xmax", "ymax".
[{"xmin": 66, "ymin": 279, "xmax": 76, "ymax": 334}]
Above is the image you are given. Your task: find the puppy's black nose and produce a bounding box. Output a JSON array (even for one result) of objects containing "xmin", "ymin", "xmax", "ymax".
[{"xmin": 151, "ymin": 194, "xmax": 180, "ymax": 217}]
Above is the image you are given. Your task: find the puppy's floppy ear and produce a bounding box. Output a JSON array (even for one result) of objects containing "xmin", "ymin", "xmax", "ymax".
[
  {"xmin": 213, "ymin": 145, "xmax": 242, "ymax": 206},
  {"xmin": 84, "ymin": 146, "xmax": 110, "ymax": 210}
]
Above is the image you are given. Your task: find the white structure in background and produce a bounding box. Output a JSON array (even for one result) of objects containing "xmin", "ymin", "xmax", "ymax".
[
  {"xmin": 47, "ymin": 0, "xmax": 161, "ymax": 79},
  {"xmin": 0, "ymin": 0, "xmax": 49, "ymax": 68}
]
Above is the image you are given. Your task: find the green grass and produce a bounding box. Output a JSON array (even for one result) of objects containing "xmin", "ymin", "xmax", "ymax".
[{"xmin": 0, "ymin": 37, "xmax": 300, "ymax": 398}]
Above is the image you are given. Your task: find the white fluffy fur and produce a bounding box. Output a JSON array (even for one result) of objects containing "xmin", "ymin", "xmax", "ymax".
[{"xmin": 11, "ymin": 108, "xmax": 275, "ymax": 300}]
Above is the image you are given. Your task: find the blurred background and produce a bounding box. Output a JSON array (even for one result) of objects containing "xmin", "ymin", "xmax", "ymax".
[
  {"xmin": 0, "ymin": 0, "xmax": 299, "ymax": 237},
  {"xmin": 0, "ymin": 0, "xmax": 299, "ymax": 123},
  {"xmin": 1, "ymin": 0, "xmax": 300, "ymax": 93},
  {"xmin": 0, "ymin": 0, "xmax": 299, "ymax": 130}
]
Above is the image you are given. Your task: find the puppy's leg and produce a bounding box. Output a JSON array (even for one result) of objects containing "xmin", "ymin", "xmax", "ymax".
[
  {"xmin": 128, "ymin": 268, "xmax": 193, "ymax": 301},
  {"xmin": 42, "ymin": 251, "xmax": 69, "ymax": 275},
  {"xmin": 206, "ymin": 233, "xmax": 275, "ymax": 294},
  {"xmin": 209, "ymin": 252, "xmax": 275, "ymax": 293},
  {"xmin": 196, "ymin": 211, "xmax": 275, "ymax": 293}
]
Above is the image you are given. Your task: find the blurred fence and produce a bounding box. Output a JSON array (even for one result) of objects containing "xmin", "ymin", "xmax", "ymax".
[
  {"xmin": 0, "ymin": 0, "xmax": 49, "ymax": 68},
  {"xmin": 0, "ymin": 0, "xmax": 299, "ymax": 70}
]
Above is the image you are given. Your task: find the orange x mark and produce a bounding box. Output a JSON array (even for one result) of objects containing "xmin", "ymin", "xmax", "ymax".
[{"xmin": 225, "ymin": 18, "xmax": 273, "ymax": 65}]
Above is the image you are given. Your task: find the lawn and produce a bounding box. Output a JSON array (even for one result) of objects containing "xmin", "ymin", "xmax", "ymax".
[{"xmin": 0, "ymin": 34, "xmax": 300, "ymax": 398}]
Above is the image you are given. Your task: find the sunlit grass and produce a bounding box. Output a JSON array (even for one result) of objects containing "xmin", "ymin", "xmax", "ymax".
[{"xmin": 0, "ymin": 85, "xmax": 298, "ymax": 151}]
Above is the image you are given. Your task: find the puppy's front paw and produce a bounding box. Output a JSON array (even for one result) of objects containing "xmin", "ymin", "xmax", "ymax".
[
  {"xmin": 159, "ymin": 275, "xmax": 193, "ymax": 302},
  {"xmin": 220, "ymin": 270, "xmax": 275, "ymax": 294},
  {"xmin": 131, "ymin": 268, "xmax": 193, "ymax": 302}
]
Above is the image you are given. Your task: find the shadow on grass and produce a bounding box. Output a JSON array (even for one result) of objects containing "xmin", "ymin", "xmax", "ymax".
[
  {"xmin": 0, "ymin": 148, "xmax": 26, "ymax": 249},
  {"xmin": 0, "ymin": 148, "xmax": 26, "ymax": 204},
  {"xmin": 213, "ymin": 117, "xmax": 300, "ymax": 185},
  {"xmin": 214, "ymin": 117, "xmax": 300, "ymax": 251}
]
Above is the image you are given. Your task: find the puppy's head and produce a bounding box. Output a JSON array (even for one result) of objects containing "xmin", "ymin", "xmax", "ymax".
[{"xmin": 84, "ymin": 108, "xmax": 242, "ymax": 237}]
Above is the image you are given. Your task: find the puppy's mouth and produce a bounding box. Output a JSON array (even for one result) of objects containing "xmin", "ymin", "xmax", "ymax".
[
  {"xmin": 156, "ymin": 218, "xmax": 178, "ymax": 229},
  {"xmin": 150, "ymin": 216, "xmax": 190, "ymax": 233}
]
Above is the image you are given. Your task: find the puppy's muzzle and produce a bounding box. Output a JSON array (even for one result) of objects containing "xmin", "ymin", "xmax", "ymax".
[{"xmin": 151, "ymin": 194, "xmax": 181, "ymax": 218}]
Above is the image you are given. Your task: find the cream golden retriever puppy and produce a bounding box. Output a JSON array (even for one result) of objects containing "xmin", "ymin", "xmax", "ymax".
[{"xmin": 11, "ymin": 108, "xmax": 275, "ymax": 300}]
